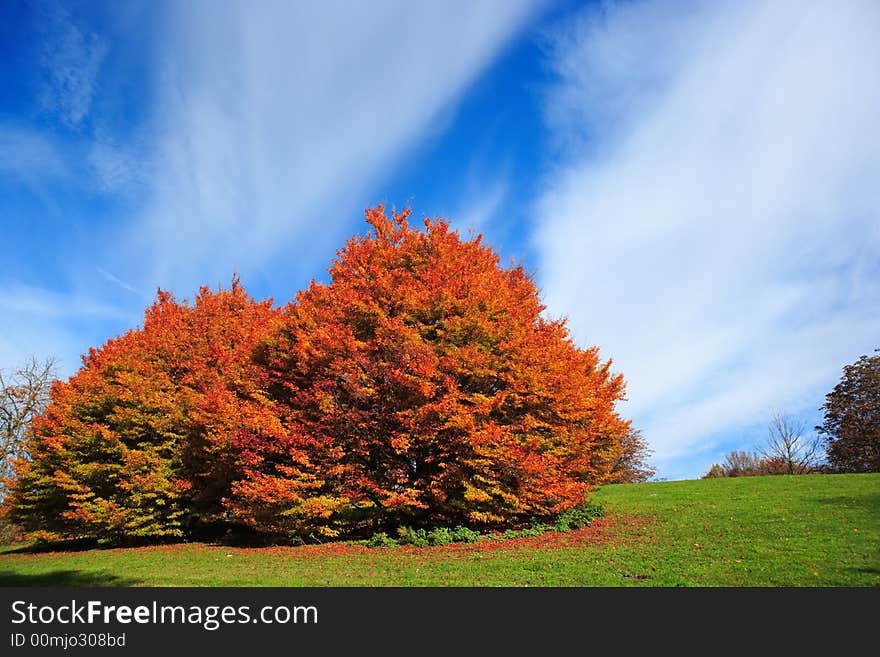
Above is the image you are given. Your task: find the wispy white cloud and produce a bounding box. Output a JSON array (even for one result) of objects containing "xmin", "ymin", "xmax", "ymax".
[
  {"xmin": 454, "ymin": 178, "xmax": 509, "ymax": 234},
  {"xmin": 87, "ymin": 141, "xmax": 147, "ymax": 193},
  {"xmin": 0, "ymin": 283, "xmax": 132, "ymax": 322},
  {"xmin": 0, "ymin": 326, "xmax": 81, "ymax": 381},
  {"xmin": 119, "ymin": 0, "xmax": 542, "ymax": 292},
  {"xmin": 4, "ymin": 1, "xmax": 543, "ymax": 387},
  {"xmin": 535, "ymin": 0, "xmax": 880, "ymax": 478},
  {"xmin": 39, "ymin": 2, "xmax": 109, "ymax": 128},
  {"xmin": 0, "ymin": 125, "xmax": 69, "ymax": 184},
  {"xmin": 0, "ymin": 283, "xmax": 138, "ymax": 378},
  {"xmin": 95, "ymin": 267, "xmax": 149, "ymax": 300}
]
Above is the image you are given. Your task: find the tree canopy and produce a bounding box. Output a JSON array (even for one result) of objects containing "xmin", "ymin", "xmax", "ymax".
[
  {"xmin": 4, "ymin": 207, "xmax": 638, "ymax": 542},
  {"xmin": 5, "ymin": 281, "xmax": 280, "ymax": 541},
  {"xmin": 818, "ymin": 349, "xmax": 880, "ymax": 473}
]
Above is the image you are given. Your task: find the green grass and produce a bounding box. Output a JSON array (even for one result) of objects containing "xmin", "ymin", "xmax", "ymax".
[{"xmin": 1, "ymin": 473, "xmax": 877, "ymax": 586}]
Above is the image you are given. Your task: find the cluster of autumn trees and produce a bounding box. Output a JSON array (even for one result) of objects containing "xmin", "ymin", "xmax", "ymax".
[{"xmin": 2, "ymin": 207, "xmax": 651, "ymax": 543}]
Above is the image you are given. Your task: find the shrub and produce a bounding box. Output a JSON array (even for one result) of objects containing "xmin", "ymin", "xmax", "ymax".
[
  {"xmin": 554, "ymin": 501, "xmax": 604, "ymax": 532},
  {"xmin": 396, "ymin": 526, "xmax": 429, "ymax": 547},
  {"xmin": 366, "ymin": 531, "xmax": 398, "ymax": 548},
  {"xmin": 450, "ymin": 525, "xmax": 481, "ymax": 543},
  {"xmin": 362, "ymin": 500, "xmax": 604, "ymax": 549},
  {"xmin": 426, "ymin": 527, "xmax": 454, "ymax": 546}
]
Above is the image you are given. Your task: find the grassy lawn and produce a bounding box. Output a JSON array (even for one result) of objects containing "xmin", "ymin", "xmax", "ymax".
[{"xmin": 1, "ymin": 473, "xmax": 877, "ymax": 586}]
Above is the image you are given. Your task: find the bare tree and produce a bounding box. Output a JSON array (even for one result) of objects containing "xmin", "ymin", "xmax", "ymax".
[
  {"xmin": 0, "ymin": 356, "xmax": 57, "ymax": 499},
  {"xmin": 757, "ymin": 412, "xmax": 822, "ymax": 475},
  {"xmin": 607, "ymin": 428, "xmax": 656, "ymax": 483},
  {"xmin": 722, "ymin": 450, "xmax": 763, "ymax": 476}
]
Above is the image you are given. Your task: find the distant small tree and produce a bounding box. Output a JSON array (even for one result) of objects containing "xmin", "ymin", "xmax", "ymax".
[
  {"xmin": 702, "ymin": 450, "xmax": 765, "ymax": 478},
  {"xmin": 607, "ymin": 429, "xmax": 656, "ymax": 483},
  {"xmin": 702, "ymin": 463, "xmax": 726, "ymax": 479},
  {"xmin": 757, "ymin": 412, "xmax": 822, "ymax": 475},
  {"xmin": 817, "ymin": 350, "xmax": 880, "ymax": 473},
  {"xmin": 0, "ymin": 356, "xmax": 57, "ymax": 500},
  {"xmin": 721, "ymin": 450, "xmax": 764, "ymax": 477}
]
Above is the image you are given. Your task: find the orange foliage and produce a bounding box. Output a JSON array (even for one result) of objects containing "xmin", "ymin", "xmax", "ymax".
[
  {"xmin": 6, "ymin": 279, "xmax": 280, "ymax": 540},
  {"xmin": 6, "ymin": 207, "xmax": 632, "ymax": 541},
  {"xmin": 247, "ymin": 206, "xmax": 630, "ymax": 532}
]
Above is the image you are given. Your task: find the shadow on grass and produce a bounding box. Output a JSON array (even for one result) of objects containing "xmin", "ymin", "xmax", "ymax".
[
  {"xmin": 0, "ymin": 535, "xmax": 189, "ymax": 555},
  {"xmin": 854, "ymin": 566, "xmax": 880, "ymax": 577},
  {"xmin": 1, "ymin": 538, "xmax": 102, "ymax": 555},
  {"xmin": 1, "ymin": 524, "xmax": 300, "ymax": 555},
  {"xmin": 814, "ymin": 493, "xmax": 880, "ymax": 514},
  {"xmin": 0, "ymin": 569, "xmax": 142, "ymax": 586}
]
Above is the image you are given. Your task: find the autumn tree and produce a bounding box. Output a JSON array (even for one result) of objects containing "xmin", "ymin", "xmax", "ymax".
[
  {"xmin": 817, "ymin": 350, "xmax": 880, "ymax": 473},
  {"xmin": 242, "ymin": 206, "xmax": 631, "ymax": 536},
  {"xmin": 607, "ymin": 428, "xmax": 655, "ymax": 483},
  {"xmin": 5, "ymin": 209, "xmax": 633, "ymax": 543},
  {"xmin": 0, "ymin": 356, "xmax": 57, "ymax": 500},
  {"xmin": 4, "ymin": 280, "xmax": 280, "ymax": 542}
]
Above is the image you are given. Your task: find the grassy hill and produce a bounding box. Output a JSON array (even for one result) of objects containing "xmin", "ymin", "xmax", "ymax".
[{"xmin": 1, "ymin": 473, "xmax": 877, "ymax": 586}]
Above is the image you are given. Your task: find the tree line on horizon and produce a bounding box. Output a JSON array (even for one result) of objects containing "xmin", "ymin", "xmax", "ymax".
[
  {"xmin": 703, "ymin": 352, "xmax": 880, "ymax": 479},
  {"xmin": 0, "ymin": 206, "xmax": 652, "ymax": 544}
]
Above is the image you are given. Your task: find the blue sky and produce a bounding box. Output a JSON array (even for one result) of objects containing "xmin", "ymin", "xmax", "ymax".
[{"xmin": 2, "ymin": 0, "xmax": 878, "ymax": 480}]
